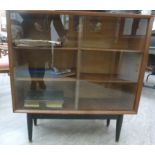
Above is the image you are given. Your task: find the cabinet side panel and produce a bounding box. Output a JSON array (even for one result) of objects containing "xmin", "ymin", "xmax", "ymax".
[
  {"xmin": 134, "ymin": 17, "xmax": 154, "ymax": 112},
  {"xmin": 6, "ymin": 11, "xmax": 17, "ymax": 112}
]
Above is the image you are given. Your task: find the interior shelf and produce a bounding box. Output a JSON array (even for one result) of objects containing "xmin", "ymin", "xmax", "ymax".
[
  {"xmin": 15, "ymin": 76, "xmax": 76, "ymax": 82},
  {"xmin": 13, "ymin": 46, "xmax": 78, "ymax": 51},
  {"xmin": 15, "ymin": 73, "xmax": 138, "ymax": 83},
  {"xmin": 80, "ymin": 48, "xmax": 142, "ymax": 53},
  {"xmin": 80, "ymin": 73, "xmax": 137, "ymax": 83},
  {"xmin": 13, "ymin": 46, "xmax": 142, "ymax": 53}
]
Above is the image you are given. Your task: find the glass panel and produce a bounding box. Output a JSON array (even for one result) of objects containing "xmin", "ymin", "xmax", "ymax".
[
  {"xmin": 78, "ymin": 81, "xmax": 137, "ymax": 110},
  {"xmin": 81, "ymin": 16, "xmax": 148, "ymax": 50},
  {"xmin": 15, "ymin": 81, "xmax": 76, "ymax": 110},
  {"xmin": 14, "ymin": 49, "xmax": 77, "ymax": 81},
  {"xmin": 11, "ymin": 12, "xmax": 78, "ymax": 88},
  {"xmin": 10, "ymin": 12, "xmax": 78, "ymax": 48},
  {"xmin": 10, "ymin": 11, "xmax": 149, "ymax": 112},
  {"xmin": 80, "ymin": 51, "xmax": 142, "ymax": 83},
  {"xmin": 10, "ymin": 12, "xmax": 79, "ymax": 111}
]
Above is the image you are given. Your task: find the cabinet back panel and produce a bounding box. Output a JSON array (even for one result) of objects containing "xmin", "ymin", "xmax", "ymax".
[
  {"xmin": 81, "ymin": 16, "xmax": 147, "ymax": 50},
  {"xmin": 79, "ymin": 81, "xmax": 137, "ymax": 110},
  {"xmin": 80, "ymin": 52, "xmax": 117, "ymax": 74}
]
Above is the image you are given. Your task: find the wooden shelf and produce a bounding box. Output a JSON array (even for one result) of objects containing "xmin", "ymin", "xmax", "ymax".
[
  {"xmin": 15, "ymin": 76, "xmax": 76, "ymax": 82},
  {"xmin": 13, "ymin": 47, "xmax": 142, "ymax": 53},
  {"xmin": 80, "ymin": 73, "xmax": 137, "ymax": 83},
  {"xmin": 15, "ymin": 73, "xmax": 137, "ymax": 83},
  {"xmin": 13, "ymin": 46, "xmax": 51, "ymax": 50},
  {"xmin": 13, "ymin": 46, "xmax": 78, "ymax": 51},
  {"xmin": 81, "ymin": 48, "xmax": 142, "ymax": 53},
  {"xmin": 15, "ymin": 67, "xmax": 77, "ymax": 82}
]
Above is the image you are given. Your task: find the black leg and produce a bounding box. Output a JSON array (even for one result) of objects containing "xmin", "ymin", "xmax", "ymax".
[
  {"xmin": 27, "ymin": 114, "xmax": 33, "ymax": 142},
  {"xmin": 115, "ymin": 115, "xmax": 123, "ymax": 142},
  {"xmin": 25, "ymin": 114, "xmax": 124, "ymax": 142},
  {"xmin": 106, "ymin": 118, "xmax": 110, "ymax": 127},
  {"xmin": 34, "ymin": 118, "xmax": 37, "ymax": 126}
]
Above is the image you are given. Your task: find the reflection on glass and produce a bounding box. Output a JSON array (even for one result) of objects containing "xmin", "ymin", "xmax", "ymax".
[
  {"xmin": 11, "ymin": 12, "xmax": 78, "ymax": 91},
  {"xmin": 123, "ymin": 18, "xmax": 148, "ymax": 36},
  {"xmin": 81, "ymin": 16, "xmax": 148, "ymax": 50},
  {"xmin": 15, "ymin": 81, "xmax": 76, "ymax": 110},
  {"xmin": 79, "ymin": 81, "xmax": 136, "ymax": 110}
]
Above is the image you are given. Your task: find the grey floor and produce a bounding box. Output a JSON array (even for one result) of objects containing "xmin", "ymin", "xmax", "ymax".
[{"xmin": 0, "ymin": 73, "xmax": 155, "ymax": 145}]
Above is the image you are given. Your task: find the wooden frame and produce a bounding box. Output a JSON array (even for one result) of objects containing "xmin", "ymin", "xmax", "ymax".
[{"xmin": 6, "ymin": 11, "xmax": 154, "ymax": 115}]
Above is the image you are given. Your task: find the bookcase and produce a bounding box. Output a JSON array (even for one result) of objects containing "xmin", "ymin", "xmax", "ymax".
[{"xmin": 6, "ymin": 10, "xmax": 154, "ymax": 142}]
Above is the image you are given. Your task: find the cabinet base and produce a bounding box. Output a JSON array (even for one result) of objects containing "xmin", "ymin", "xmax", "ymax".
[{"xmin": 27, "ymin": 114, "xmax": 123, "ymax": 142}]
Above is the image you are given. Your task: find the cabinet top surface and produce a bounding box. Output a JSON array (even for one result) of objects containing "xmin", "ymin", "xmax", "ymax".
[{"xmin": 8, "ymin": 10, "xmax": 153, "ymax": 18}]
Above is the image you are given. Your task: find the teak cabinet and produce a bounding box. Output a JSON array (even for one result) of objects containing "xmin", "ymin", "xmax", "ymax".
[{"xmin": 7, "ymin": 11, "xmax": 154, "ymax": 142}]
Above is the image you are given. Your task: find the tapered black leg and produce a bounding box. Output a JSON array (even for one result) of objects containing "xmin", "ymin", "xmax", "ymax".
[
  {"xmin": 107, "ymin": 119, "xmax": 110, "ymax": 127},
  {"xmin": 115, "ymin": 115, "xmax": 123, "ymax": 142},
  {"xmin": 27, "ymin": 114, "xmax": 33, "ymax": 142},
  {"xmin": 34, "ymin": 118, "xmax": 37, "ymax": 126}
]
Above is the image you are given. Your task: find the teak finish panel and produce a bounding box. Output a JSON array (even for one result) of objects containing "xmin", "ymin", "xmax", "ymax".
[{"xmin": 6, "ymin": 10, "xmax": 154, "ymax": 114}]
